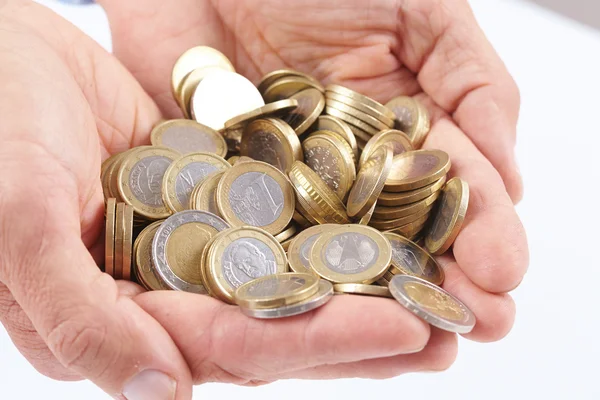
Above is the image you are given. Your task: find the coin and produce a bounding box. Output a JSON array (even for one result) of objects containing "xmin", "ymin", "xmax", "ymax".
[
  {"xmin": 310, "ymin": 130, "xmax": 357, "ymax": 165},
  {"xmin": 287, "ymin": 224, "xmax": 336, "ymax": 274},
  {"xmin": 384, "ymin": 150, "xmax": 451, "ymax": 192},
  {"xmin": 105, "ymin": 198, "xmax": 116, "ymax": 276},
  {"xmin": 283, "ymin": 88, "xmax": 325, "ymax": 135},
  {"xmin": 102, "ymin": 155, "xmax": 121, "ymax": 201},
  {"xmin": 162, "ymin": 152, "xmax": 230, "ymax": 213},
  {"xmin": 384, "ymin": 233, "xmax": 444, "ymax": 285},
  {"xmin": 309, "ymin": 224, "xmax": 391, "ymax": 284},
  {"xmin": 191, "ymin": 171, "xmax": 226, "ymax": 216},
  {"xmin": 107, "ymin": 150, "xmax": 133, "ymax": 201},
  {"xmin": 385, "ymin": 212, "xmax": 431, "ymax": 239},
  {"xmin": 292, "ymin": 209, "xmax": 312, "ymax": 229},
  {"xmin": 314, "ymin": 115, "xmax": 358, "ymax": 161},
  {"xmin": 177, "ymin": 66, "xmax": 226, "ymax": 118},
  {"xmin": 122, "ymin": 204, "xmax": 134, "ymax": 281},
  {"xmin": 216, "ymin": 161, "xmax": 295, "ymax": 235},
  {"xmin": 114, "ymin": 203, "xmax": 125, "ymax": 280},
  {"xmin": 224, "ymin": 99, "xmax": 299, "ymax": 131},
  {"xmin": 204, "ymin": 226, "xmax": 288, "ymax": 304},
  {"xmin": 302, "ymin": 133, "xmax": 356, "ymax": 201},
  {"xmin": 357, "ymin": 202, "xmax": 377, "ymax": 226},
  {"xmin": 234, "ymin": 272, "xmax": 320, "ymax": 309},
  {"xmin": 389, "ymin": 274, "xmax": 475, "ymax": 333},
  {"xmin": 240, "ymin": 279, "xmax": 333, "ymax": 319},
  {"xmin": 150, "ymin": 119, "xmax": 227, "ymax": 157},
  {"xmin": 153, "ymin": 210, "xmax": 229, "ymax": 293},
  {"xmin": 326, "ymin": 84, "xmax": 395, "ymax": 120},
  {"xmin": 325, "ymin": 106, "xmax": 380, "ymax": 136},
  {"xmin": 171, "ymin": 46, "xmax": 235, "ymax": 100},
  {"xmin": 370, "ymin": 203, "xmax": 434, "ymax": 230},
  {"xmin": 425, "ymin": 177, "xmax": 470, "ymax": 255},
  {"xmin": 191, "ymin": 70, "xmax": 265, "ymax": 131},
  {"xmin": 134, "ymin": 221, "xmax": 171, "ymax": 291},
  {"xmin": 372, "ymin": 191, "xmax": 440, "ymax": 220},
  {"xmin": 346, "ymin": 145, "xmax": 393, "ymax": 218},
  {"xmin": 384, "ymin": 96, "xmax": 430, "ymax": 148},
  {"xmin": 117, "ymin": 146, "xmax": 179, "ymax": 220},
  {"xmin": 325, "ymin": 98, "xmax": 391, "ymax": 131},
  {"xmin": 257, "ymin": 69, "xmax": 322, "ymax": 94},
  {"xmin": 240, "ymin": 118, "xmax": 302, "ymax": 173},
  {"xmin": 325, "ymin": 92, "xmax": 395, "ymax": 128},
  {"xmin": 333, "ymin": 283, "xmax": 392, "ymax": 298},
  {"xmin": 262, "ymin": 76, "xmax": 324, "ymax": 103},
  {"xmin": 274, "ymin": 224, "xmax": 297, "ymax": 243},
  {"xmin": 378, "ymin": 176, "xmax": 446, "ymax": 207},
  {"xmin": 359, "ymin": 129, "xmax": 413, "ymax": 167}
]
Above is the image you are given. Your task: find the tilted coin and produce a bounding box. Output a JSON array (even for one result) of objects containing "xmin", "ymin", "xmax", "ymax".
[
  {"xmin": 191, "ymin": 70, "xmax": 265, "ymax": 131},
  {"xmin": 234, "ymin": 272, "xmax": 320, "ymax": 309},
  {"xmin": 117, "ymin": 146, "xmax": 179, "ymax": 220},
  {"xmin": 384, "ymin": 232, "xmax": 444, "ymax": 285},
  {"xmin": 346, "ymin": 145, "xmax": 393, "ymax": 218},
  {"xmin": 310, "ymin": 130, "xmax": 357, "ymax": 165},
  {"xmin": 177, "ymin": 66, "xmax": 226, "ymax": 118},
  {"xmin": 313, "ymin": 115, "xmax": 358, "ymax": 161},
  {"xmin": 333, "ymin": 283, "xmax": 392, "ymax": 298},
  {"xmin": 150, "ymin": 119, "xmax": 227, "ymax": 157},
  {"xmin": 370, "ymin": 203, "xmax": 434, "ymax": 230},
  {"xmin": 325, "ymin": 98, "xmax": 391, "ymax": 131},
  {"xmin": 326, "ymin": 84, "xmax": 395, "ymax": 120},
  {"xmin": 216, "ymin": 161, "xmax": 295, "ymax": 235},
  {"xmin": 359, "ymin": 129, "xmax": 413, "ymax": 167},
  {"xmin": 357, "ymin": 202, "xmax": 377, "ymax": 226},
  {"xmin": 105, "ymin": 198, "xmax": 116, "ymax": 276},
  {"xmin": 134, "ymin": 221, "xmax": 171, "ymax": 291},
  {"xmin": 282, "ymin": 88, "xmax": 325, "ymax": 135},
  {"xmin": 425, "ymin": 177, "xmax": 470, "ymax": 255},
  {"xmin": 325, "ymin": 91, "xmax": 395, "ymax": 127},
  {"xmin": 302, "ymin": 133, "xmax": 356, "ymax": 201},
  {"xmin": 106, "ymin": 150, "xmax": 134, "ymax": 201},
  {"xmin": 385, "ymin": 212, "xmax": 431, "ymax": 240},
  {"xmin": 191, "ymin": 170, "xmax": 226, "ymax": 216},
  {"xmin": 240, "ymin": 279, "xmax": 333, "ymax": 319},
  {"xmin": 325, "ymin": 106, "xmax": 380, "ymax": 136},
  {"xmin": 274, "ymin": 223, "xmax": 297, "ymax": 243},
  {"xmin": 384, "ymin": 96, "xmax": 431, "ymax": 148},
  {"xmin": 389, "ymin": 274, "xmax": 475, "ymax": 333},
  {"xmin": 122, "ymin": 204, "xmax": 134, "ymax": 281},
  {"xmin": 378, "ymin": 176, "xmax": 446, "ymax": 207},
  {"xmin": 384, "ymin": 150, "xmax": 451, "ymax": 192},
  {"xmin": 162, "ymin": 152, "xmax": 230, "ymax": 213},
  {"xmin": 240, "ymin": 118, "xmax": 302, "ymax": 174},
  {"xmin": 372, "ymin": 191, "xmax": 440, "ymax": 220},
  {"xmin": 204, "ymin": 226, "xmax": 288, "ymax": 304},
  {"xmin": 287, "ymin": 224, "xmax": 336, "ymax": 274},
  {"xmin": 114, "ymin": 203, "xmax": 125, "ymax": 280},
  {"xmin": 153, "ymin": 210, "xmax": 230, "ymax": 293},
  {"xmin": 309, "ymin": 224, "xmax": 392, "ymax": 284},
  {"xmin": 224, "ymin": 99, "xmax": 299, "ymax": 131},
  {"xmin": 257, "ymin": 69, "xmax": 322, "ymax": 94},
  {"xmin": 262, "ymin": 76, "xmax": 324, "ymax": 103},
  {"xmin": 102, "ymin": 155, "xmax": 120, "ymax": 201}
]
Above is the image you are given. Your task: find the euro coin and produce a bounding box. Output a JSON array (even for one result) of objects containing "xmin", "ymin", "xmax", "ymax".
[
  {"xmin": 310, "ymin": 130, "xmax": 357, "ymax": 165},
  {"xmin": 223, "ymin": 127, "xmax": 244, "ymax": 153},
  {"xmin": 370, "ymin": 203, "xmax": 434, "ymax": 230},
  {"xmin": 384, "ymin": 150, "xmax": 450, "ymax": 192},
  {"xmin": 102, "ymin": 155, "xmax": 120, "ymax": 201},
  {"xmin": 292, "ymin": 209, "xmax": 312, "ymax": 229},
  {"xmin": 234, "ymin": 272, "xmax": 320, "ymax": 309},
  {"xmin": 216, "ymin": 161, "xmax": 295, "ymax": 235},
  {"xmin": 122, "ymin": 204, "xmax": 134, "ymax": 281},
  {"xmin": 177, "ymin": 66, "xmax": 225, "ymax": 118},
  {"xmin": 378, "ymin": 176, "xmax": 446, "ymax": 207},
  {"xmin": 190, "ymin": 170, "xmax": 226, "ymax": 216},
  {"xmin": 134, "ymin": 221, "xmax": 171, "ymax": 291},
  {"xmin": 325, "ymin": 106, "xmax": 380, "ymax": 136},
  {"xmin": 325, "ymin": 84, "xmax": 395, "ymax": 121},
  {"xmin": 372, "ymin": 191, "xmax": 440, "ymax": 220},
  {"xmin": 224, "ymin": 99, "xmax": 299, "ymax": 131},
  {"xmin": 257, "ymin": 69, "xmax": 322, "ymax": 95},
  {"xmin": 283, "ymin": 88, "xmax": 325, "ymax": 135},
  {"xmin": 274, "ymin": 223, "xmax": 297, "ymax": 243},
  {"xmin": 384, "ymin": 233, "xmax": 444, "ymax": 285},
  {"xmin": 150, "ymin": 119, "xmax": 227, "ymax": 157},
  {"xmin": 106, "ymin": 150, "xmax": 133, "ymax": 201},
  {"xmin": 287, "ymin": 224, "xmax": 336, "ymax": 274},
  {"xmin": 227, "ymin": 156, "xmax": 240, "ymax": 165},
  {"xmin": 389, "ymin": 274, "xmax": 475, "ymax": 333},
  {"xmin": 309, "ymin": 224, "xmax": 391, "ymax": 284},
  {"xmin": 153, "ymin": 210, "xmax": 229, "ymax": 293},
  {"xmin": 114, "ymin": 202, "xmax": 125, "ymax": 280},
  {"xmin": 105, "ymin": 198, "xmax": 116, "ymax": 276},
  {"xmin": 325, "ymin": 98, "xmax": 391, "ymax": 131},
  {"xmin": 333, "ymin": 283, "xmax": 392, "ymax": 298},
  {"xmin": 384, "ymin": 96, "xmax": 430, "ymax": 148},
  {"xmin": 313, "ymin": 115, "xmax": 358, "ymax": 161},
  {"xmin": 262, "ymin": 76, "xmax": 324, "ymax": 103},
  {"xmin": 358, "ymin": 202, "xmax": 377, "ymax": 226},
  {"xmin": 204, "ymin": 226, "xmax": 288, "ymax": 304},
  {"xmin": 425, "ymin": 177, "xmax": 470, "ymax": 255},
  {"xmin": 385, "ymin": 212, "xmax": 431, "ymax": 239},
  {"xmin": 359, "ymin": 129, "xmax": 413, "ymax": 167},
  {"xmin": 325, "ymin": 92, "xmax": 395, "ymax": 128}
]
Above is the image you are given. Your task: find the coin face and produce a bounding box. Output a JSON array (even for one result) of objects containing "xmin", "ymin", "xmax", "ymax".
[
  {"xmin": 191, "ymin": 170, "xmax": 226, "ymax": 216},
  {"xmin": 310, "ymin": 225, "xmax": 391, "ymax": 284},
  {"xmin": 105, "ymin": 198, "xmax": 116, "ymax": 276},
  {"xmin": 240, "ymin": 118, "xmax": 302, "ymax": 173},
  {"xmin": 283, "ymin": 88, "xmax": 325, "ymax": 135},
  {"xmin": 359, "ymin": 129, "xmax": 413, "ymax": 167},
  {"xmin": 234, "ymin": 272, "xmax": 320, "ymax": 309},
  {"xmin": 384, "ymin": 232, "xmax": 444, "ymax": 285},
  {"xmin": 384, "ymin": 96, "xmax": 430, "ymax": 148},
  {"xmin": 333, "ymin": 283, "xmax": 392, "ymax": 298},
  {"xmin": 288, "ymin": 224, "xmax": 336, "ymax": 274},
  {"xmin": 151, "ymin": 120, "xmax": 227, "ymax": 157},
  {"xmin": 425, "ymin": 177, "xmax": 470, "ymax": 255},
  {"xmin": 389, "ymin": 275, "xmax": 475, "ymax": 333},
  {"xmin": 314, "ymin": 115, "xmax": 358, "ymax": 160},
  {"xmin": 385, "ymin": 150, "xmax": 450, "ymax": 192},
  {"xmin": 217, "ymin": 161, "xmax": 295, "ymax": 235},
  {"xmin": 134, "ymin": 221, "xmax": 171, "ymax": 291},
  {"xmin": 162, "ymin": 152, "xmax": 230, "ymax": 213},
  {"xmin": 205, "ymin": 226, "xmax": 288, "ymax": 303},
  {"xmin": 153, "ymin": 210, "xmax": 229, "ymax": 293}
]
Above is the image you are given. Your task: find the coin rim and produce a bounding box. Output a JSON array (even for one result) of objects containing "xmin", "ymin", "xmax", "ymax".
[
  {"xmin": 384, "ymin": 150, "xmax": 451, "ymax": 192},
  {"xmin": 333, "ymin": 283, "xmax": 392, "ymax": 298},
  {"xmin": 114, "ymin": 203, "xmax": 125, "ymax": 280},
  {"xmin": 287, "ymin": 224, "xmax": 336, "ymax": 274},
  {"xmin": 288, "ymin": 88, "xmax": 326, "ymax": 135},
  {"xmin": 378, "ymin": 176, "xmax": 446, "ymax": 206},
  {"xmin": 359, "ymin": 129, "xmax": 413, "ymax": 167},
  {"xmin": 234, "ymin": 272, "xmax": 320, "ymax": 309},
  {"xmin": 383, "ymin": 232, "xmax": 444, "ymax": 285},
  {"xmin": 150, "ymin": 119, "xmax": 227, "ymax": 158},
  {"xmin": 105, "ymin": 198, "xmax": 116, "ymax": 277}
]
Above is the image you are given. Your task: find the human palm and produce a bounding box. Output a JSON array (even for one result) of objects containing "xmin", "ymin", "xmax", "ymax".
[{"xmin": 0, "ymin": 0, "xmax": 528, "ymax": 399}]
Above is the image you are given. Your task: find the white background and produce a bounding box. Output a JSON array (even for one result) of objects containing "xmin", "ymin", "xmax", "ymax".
[{"xmin": 1, "ymin": 0, "xmax": 599, "ymax": 399}]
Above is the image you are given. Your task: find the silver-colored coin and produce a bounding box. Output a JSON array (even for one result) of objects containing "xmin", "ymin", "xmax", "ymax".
[
  {"xmin": 153, "ymin": 210, "xmax": 230, "ymax": 293},
  {"xmin": 240, "ymin": 279, "xmax": 333, "ymax": 319},
  {"xmin": 389, "ymin": 275, "xmax": 476, "ymax": 334},
  {"xmin": 174, "ymin": 163, "xmax": 221, "ymax": 207},
  {"xmin": 221, "ymin": 237, "xmax": 278, "ymax": 288},
  {"xmin": 130, "ymin": 155, "xmax": 172, "ymax": 207},
  {"xmin": 228, "ymin": 172, "xmax": 285, "ymax": 226}
]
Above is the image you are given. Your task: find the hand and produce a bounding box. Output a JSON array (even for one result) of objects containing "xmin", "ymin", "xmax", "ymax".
[{"xmin": 94, "ymin": 0, "xmax": 529, "ymax": 387}]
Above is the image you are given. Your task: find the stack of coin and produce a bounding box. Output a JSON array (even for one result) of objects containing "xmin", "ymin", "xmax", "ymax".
[{"xmin": 104, "ymin": 199, "xmax": 134, "ymax": 281}]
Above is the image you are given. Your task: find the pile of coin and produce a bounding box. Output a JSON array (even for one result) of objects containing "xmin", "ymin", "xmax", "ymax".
[{"xmin": 101, "ymin": 46, "xmax": 475, "ymax": 333}]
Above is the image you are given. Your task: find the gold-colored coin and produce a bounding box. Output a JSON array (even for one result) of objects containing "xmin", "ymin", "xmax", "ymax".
[
  {"xmin": 134, "ymin": 221, "xmax": 171, "ymax": 291},
  {"xmin": 385, "ymin": 212, "xmax": 430, "ymax": 239},
  {"xmin": 385, "ymin": 96, "xmax": 430, "ymax": 148},
  {"xmin": 106, "ymin": 150, "xmax": 133, "ymax": 201},
  {"xmin": 325, "ymin": 92, "xmax": 395, "ymax": 127},
  {"xmin": 326, "ymin": 84, "xmax": 395, "ymax": 121},
  {"xmin": 171, "ymin": 46, "xmax": 235, "ymax": 101},
  {"xmin": 325, "ymin": 98, "xmax": 392, "ymax": 131},
  {"xmin": 425, "ymin": 177, "xmax": 470, "ymax": 255},
  {"xmin": 274, "ymin": 223, "xmax": 297, "ymax": 243},
  {"xmin": 309, "ymin": 224, "xmax": 391, "ymax": 284},
  {"xmin": 216, "ymin": 161, "xmax": 295, "ymax": 235},
  {"xmin": 384, "ymin": 150, "xmax": 450, "ymax": 192},
  {"xmin": 150, "ymin": 119, "xmax": 227, "ymax": 157},
  {"xmin": 199, "ymin": 232, "xmax": 219, "ymax": 297},
  {"xmin": 262, "ymin": 76, "xmax": 324, "ymax": 103},
  {"xmin": 177, "ymin": 66, "xmax": 225, "ymax": 118},
  {"xmin": 302, "ymin": 133, "xmax": 356, "ymax": 201},
  {"xmin": 240, "ymin": 118, "xmax": 302, "ymax": 174},
  {"xmin": 314, "ymin": 115, "xmax": 358, "ymax": 161},
  {"xmin": 359, "ymin": 129, "xmax": 413, "ymax": 167},
  {"xmin": 358, "ymin": 202, "xmax": 377, "ymax": 226},
  {"xmin": 372, "ymin": 191, "xmax": 440, "ymax": 220},
  {"xmin": 162, "ymin": 152, "xmax": 230, "ymax": 213},
  {"xmin": 205, "ymin": 226, "xmax": 288, "ymax": 304},
  {"xmin": 191, "ymin": 171, "xmax": 226, "ymax": 216},
  {"xmin": 102, "ymin": 155, "xmax": 121, "ymax": 201},
  {"xmin": 236, "ymin": 156, "xmax": 254, "ymax": 164},
  {"xmin": 378, "ymin": 176, "xmax": 446, "ymax": 207},
  {"xmin": 325, "ymin": 106, "xmax": 380, "ymax": 136},
  {"xmin": 114, "ymin": 203, "xmax": 125, "ymax": 280},
  {"xmin": 289, "ymin": 161, "xmax": 350, "ymax": 224},
  {"xmin": 384, "ymin": 233, "xmax": 444, "ymax": 285},
  {"xmin": 333, "ymin": 283, "xmax": 392, "ymax": 298},
  {"xmin": 257, "ymin": 69, "xmax": 322, "ymax": 94},
  {"xmin": 234, "ymin": 272, "xmax": 320, "ymax": 309},
  {"xmin": 166, "ymin": 223, "xmax": 214, "ymax": 286},
  {"xmin": 369, "ymin": 203, "xmax": 435, "ymax": 231},
  {"xmin": 287, "ymin": 224, "xmax": 336, "ymax": 274},
  {"xmin": 105, "ymin": 198, "xmax": 116, "ymax": 276},
  {"xmin": 346, "ymin": 145, "xmax": 393, "ymax": 218},
  {"xmin": 282, "ymin": 88, "xmax": 325, "ymax": 135},
  {"xmin": 309, "ymin": 129, "xmax": 357, "ymax": 165},
  {"xmin": 293, "ymin": 183, "xmax": 328, "ymax": 224},
  {"xmin": 117, "ymin": 146, "xmax": 180, "ymax": 220},
  {"xmin": 224, "ymin": 99, "xmax": 299, "ymax": 131},
  {"xmin": 122, "ymin": 204, "xmax": 134, "ymax": 281}
]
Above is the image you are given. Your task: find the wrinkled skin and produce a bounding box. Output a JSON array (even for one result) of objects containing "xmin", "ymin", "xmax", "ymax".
[{"xmin": 0, "ymin": 0, "xmax": 528, "ymax": 399}]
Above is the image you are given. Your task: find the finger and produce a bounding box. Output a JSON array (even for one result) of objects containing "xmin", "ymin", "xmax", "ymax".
[
  {"xmin": 396, "ymin": 0, "xmax": 523, "ymax": 202},
  {"xmin": 134, "ymin": 290, "xmax": 431, "ymax": 385},
  {"xmin": 419, "ymin": 96, "xmax": 529, "ymax": 294}
]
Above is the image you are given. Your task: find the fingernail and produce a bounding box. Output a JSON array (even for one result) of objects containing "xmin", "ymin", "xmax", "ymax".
[{"xmin": 123, "ymin": 370, "xmax": 177, "ymax": 400}]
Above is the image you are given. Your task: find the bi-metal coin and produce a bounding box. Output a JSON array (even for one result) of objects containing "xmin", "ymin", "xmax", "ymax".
[
  {"xmin": 104, "ymin": 198, "xmax": 117, "ymax": 277},
  {"xmin": 384, "ymin": 232, "xmax": 444, "ymax": 285},
  {"xmin": 333, "ymin": 283, "xmax": 393, "ymax": 298},
  {"xmin": 378, "ymin": 176, "xmax": 446, "ymax": 207},
  {"xmin": 134, "ymin": 221, "xmax": 171, "ymax": 291},
  {"xmin": 190, "ymin": 170, "xmax": 226, "ymax": 216},
  {"xmin": 313, "ymin": 115, "xmax": 358, "ymax": 161},
  {"xmin": 234, "ymin": 272, "xmax": 320, "ymax": 309},
  {"xmin": 150, "ymin": 119, "xmax": 227, "ymax": 157},
  {"xmin": 283, "ymin": 88, "xmax": 326, "ymax": 135},
  {"xmin": 359, "ymin": 129, "xmax": 413, "ymax": 167},
  {"xmin": 384, "ymin": 150, "xmax": 450, "ymax": 192},
  {"xmin": 287, "ymin": 224, "xmax": 337, "ymax": 274},
  {"xmin": 384, "ymin": 96, "xmax": 431, "ymax": 148}
]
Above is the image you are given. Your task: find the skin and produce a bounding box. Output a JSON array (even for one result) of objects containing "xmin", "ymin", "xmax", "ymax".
[{"xmin": 0, "ymin": 0, "xmax": 529, "ymax": 399}]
